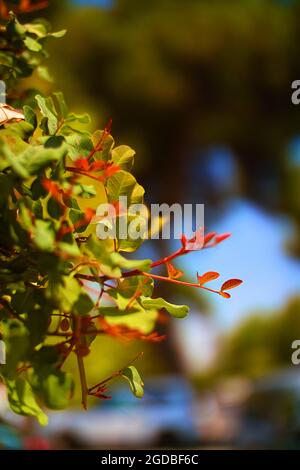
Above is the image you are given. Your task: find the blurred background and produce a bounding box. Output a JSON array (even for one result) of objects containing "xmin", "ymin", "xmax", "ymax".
[{"xmin": 2, "ymin": 0, "xmax": 300, "ymax": 449}]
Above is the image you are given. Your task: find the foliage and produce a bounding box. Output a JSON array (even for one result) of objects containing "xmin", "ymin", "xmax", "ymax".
[
  {"xmin": 0, "ymin": 7, "xmax": 242, "ymax": 425},
  {"xmin": 195, "ymin": 297, "xmax": 300, "ymax": 388},
  {"xmin": 48, "ymin": 0, "xmax": 298, "ymax": 197}
]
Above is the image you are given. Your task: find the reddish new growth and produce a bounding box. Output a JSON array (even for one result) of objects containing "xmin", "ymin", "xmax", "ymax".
[
  {"xmin": 110, "ymin": 228, "xmax": 243, "ymax": 299},
  {"xmin": 0, "ymin": 0, "xmax": 48, "ymax": 17},
  {"xmin": 42, "ymin": 177, "xmax": 96, "ymax": 239},
  {"xmin": 89, "ymin": 385, "xmax": 111, "ymax": 400},
  {"xmin": 66, "ymin": 158, "xmax": 119, "ymax": 183},
  {"xmin": 65, "ymin": 119, "xmax": 119, "ymax": 182},
  {"xmin": 41, "ymin": 120, "xmax": 119, "ymax": 239},
  {"xmin": 75, "ymin": 228, "xmax": 243, "ymax": 300},
  {"xmin": 98, "ymin": 318, "xmax": 166, "ymax": 343},
  {"xmin": 41, "ymin": 123, "xmax": 242, "ymax": 406}
]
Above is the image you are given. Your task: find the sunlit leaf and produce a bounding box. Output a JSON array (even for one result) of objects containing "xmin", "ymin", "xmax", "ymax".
[
  {"xmin": 141, "ymin": 297, "xmax": 189, "ymax": 318},
  {"xmin": 197, "ymin": 271, "xmax": 220, "ymax": 286},
  {"xmin": 122, "ymin": 366, "xmax": 144, "ymax": 398},
  {"xmin": 166, "ymin": 262, "xmax": 184, "ymax": 279},
  {"xmin": 221, "ymin": 279, "xmax": 243, "ymax": 292}
]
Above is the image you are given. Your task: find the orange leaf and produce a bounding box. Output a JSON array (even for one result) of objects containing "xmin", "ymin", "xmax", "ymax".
[
  {"xmin": 214, "ymin": 233, "xmax": 231, "ymax": 245},
  {"xmin": 75, "ymin": 158, "xmax": 89, "ymax": 171},
  {"xmin": 203, "ymin": 232, "xmax": 216, "ymax": 245},
  {"xmin": 197, "ymin": 271, "xmax": 220, "ymax": 286},
  {"xmin": 221, "ymin": 279, "xmax": 243, "ymax": 292},
  {"xmin": 167, "ymin": 262, "xmax": 184, "ymax": 279},
  {"xmin": 219, "ymin": 291, "xmax": 231, "ymax": 299}
]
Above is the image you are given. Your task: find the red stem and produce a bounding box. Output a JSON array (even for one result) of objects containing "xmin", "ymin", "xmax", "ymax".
[
  {"xmin": 141, "ymin": 272, "xmax": 220, "ymax": 295},
  {"xmin": 66, "ymin": 167, "xmax": 103, "ymax": 182},
  {"xmin": 150, "ymin": 247, "xmax": 185, "ymax": 268}
]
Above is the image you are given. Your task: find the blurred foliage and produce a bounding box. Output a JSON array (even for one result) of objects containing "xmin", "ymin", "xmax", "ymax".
[
  {"xmin": 44, "ymin": 0, "xmax": 299, "ymax": 203},
  {"xmin": 0, "ymin": 4, "xmax": 242, "ymax": 422},
  {"xmin": 195, "ymin": 297, "xmax": 300, "ymax": 387},
  {"xmin": 0, "ymin": 8, "xmax": 190, "ymax": 423}
]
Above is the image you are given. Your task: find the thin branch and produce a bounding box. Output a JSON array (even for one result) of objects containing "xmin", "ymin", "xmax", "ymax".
[
  {"xmin": 74, "ymin": 316, "xmax": 88, "ymax": 410},
  {"xmin": 88, "ymin": 351, "xmax": 143, "ymax": 394},
  {"xmin": 141, "ymin": 272, "xmax": 221, "ymax": 295},
  {"xmin": 76, "ymin": 351, "xmax": 88, "ymax": 410}
]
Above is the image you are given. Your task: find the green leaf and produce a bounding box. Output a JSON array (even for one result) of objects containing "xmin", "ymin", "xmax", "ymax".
[
  {"xmin": 53, "ymin": 92, "xmax": 68, "ymax": 118},
  {"xmin": 15, "ymin": 145, "xmax": 66, "ymax": 176},
  {"xmin": 37, "ymin": 65, "xmax": 53, "ymax": 83},
  {"xmin": 32, "ymin": 220, "xmax": 55, "ymax": 252},
  {"xmin": 105, "ymin": 306, "xmax": 157, "ymax": 333},
  {"xmin": 92, "ymin": 130, "xmax": 114, "ymax": 161},
  {"xmin": 47, "ymin": 197, "xmax": 64, "ymax": 219},
  {"xmin": 49, "ymin": 29, "xmax": 67, "ymax": 38},
  {"xmin": 1, "ymin": 320, "xmax": 29, "ymax": 379},
  {"xmin": 117, "ymin": 236, "xmax": 144, "ymax": 253},
  {"xmin": 65, "ymin": 112, "xmax": 90, "ymax": 124},
  {"xmin": 18, "ymin": 200, "xmax": 34, "ymax": 231},
  {"xmin": 24, "ymin": 36, "xmax": 42, "ymax": 52},
  {"xmin": 107, "ymin": 170, "xmax": 137, "ymax": 202},
  {"xmin": 7, "ymin": 13, "xmax": 26, "ymax": 37},
  {"xmin": 141, "ymin": 297, "xmax": 189, "ymax": 318},
  {"xmin": 112, "ymin": 145, "xmax": 135, "ymax": 171},
  {"xmin": 23, "ymin": 105, "xmax": 37, "ymax": 129},
  {"xmin": 35, "ymin": 95, "xmax": 58, "ymax": 135},
  {"xmin": 65, "ymin": 134, "xmax": 93, "ymax": 159},
  {"xmin": 122, "ymin": 366, "xmax": 144, "ymax": 398},
  {"xmin": 24, "ymin": 22, "xmax": 47, "ymax": 38},
  {"xmin": 46, "ymin": 276, "xmax": 83, "ymax": 314},
  {"xmin": 110, "ymin": 252, "xmax": 151, "ymax": 272},
  {"xmin": 30, "ymin": 368, "xmax": 74, "ymax": 410},
  {"xmin": 69, "ymin": 209, "xmax": 89, "ymax": 233},
  {"xmin": 27, "ymin": 306, "xmax": 50, "ymax": 346},
  {"xmin": 44, "ymin": 135, "xmax": 65, "ymax": 149},
  {"xmin": 57, "ymin": 241, "xmax": 81, "ymax": 257},
  {"xmin": 73, "ymin": 183, "xmax": 96, "ymax": 198},
  {"xmin": 109, "ymin": 276, "xmax": 153, "ymax": 309},
  {"xmin": 73, "ymin": 293, "xmax": 94, "ymax": 316},
  {"xmin": 84, "ymin": 236, "xmax": 122, "ymax": 278},
  {"xmin": 97, "ymin": 306, "xmax": 140, "ymax": 316},
  {"xmin": 5, "ymin": 378, "xmax": 48, "ymax": 426},
  {"xmin": 31, "ymin": 177, "xmax": 47, "ymax": 200},
  {"xmin": 1, "ymin": 143, "xmax": 29, "ymax": 178}
]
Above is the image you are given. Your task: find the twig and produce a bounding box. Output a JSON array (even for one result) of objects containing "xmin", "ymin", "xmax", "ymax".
[{"xmin": 88, "ymin": 351, "xmax": 143, "ymax": 394}]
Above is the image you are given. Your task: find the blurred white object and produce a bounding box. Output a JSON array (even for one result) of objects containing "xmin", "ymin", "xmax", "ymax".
[
  {"xmin": 0, "ymin": 383, "xmax": 8, "ymax": 415},
  {"xmin": 0, "ymin": 104, "xmax": 24, "ymax": 125},
  {"xmin": 0, "ymin": 340, "xmax": 6, "ymax": 365}
]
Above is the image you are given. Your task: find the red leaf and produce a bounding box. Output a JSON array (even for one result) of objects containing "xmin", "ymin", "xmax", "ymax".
[
  {"xmin": 167, "ymin": 262, "xmax": 184, "ymax": 279},
  {"xmin": 75, "ymin": 158, "xmax": 89, "ymax": 171},
  {"xmin": 104, "ymin": 163, "xmax": 120, "ymax": 178},
  {"xmin": 203, "ymin": 232, "xmax": 216, "ymax": 246},
  {"xmin": 214, "ymin": 233, "xmax": 231, "ymax": 245},
  {"xmin": 89, "ymin": 160, "xmax": 106, "ymax": 171},
  {"xmin": 219, "ymin": 291, "xmax": 231, "ymax": 299},
  {"xmin": 197, "ymin": 271, "xmax": 220, "ymax": 286},
  {"xmin": 84, "ymin": 208, "xmax": 95, "ymax": 221},
  {"xmin": 185, "ymin": 228, "xmax": 204, "ymax": 251},
  {"xmin": 221, "ymin": 279, "xmax": 243, "ymax": 292},
  {"xmin": 92, "ymin": 385, "xmax": 111, "ymax": 400},
  {"xmin": 181, "ymin": 234, "xmax": 187, "ymax": 249}
]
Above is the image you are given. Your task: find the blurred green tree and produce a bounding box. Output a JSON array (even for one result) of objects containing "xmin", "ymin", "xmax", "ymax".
[
  {"xmin": 46, "ymin": 0, "xmax": 300, "ymax": 210},
  {"xmin": 199, "ymin": 297, "xmax": 300, "ymax": 383}
]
